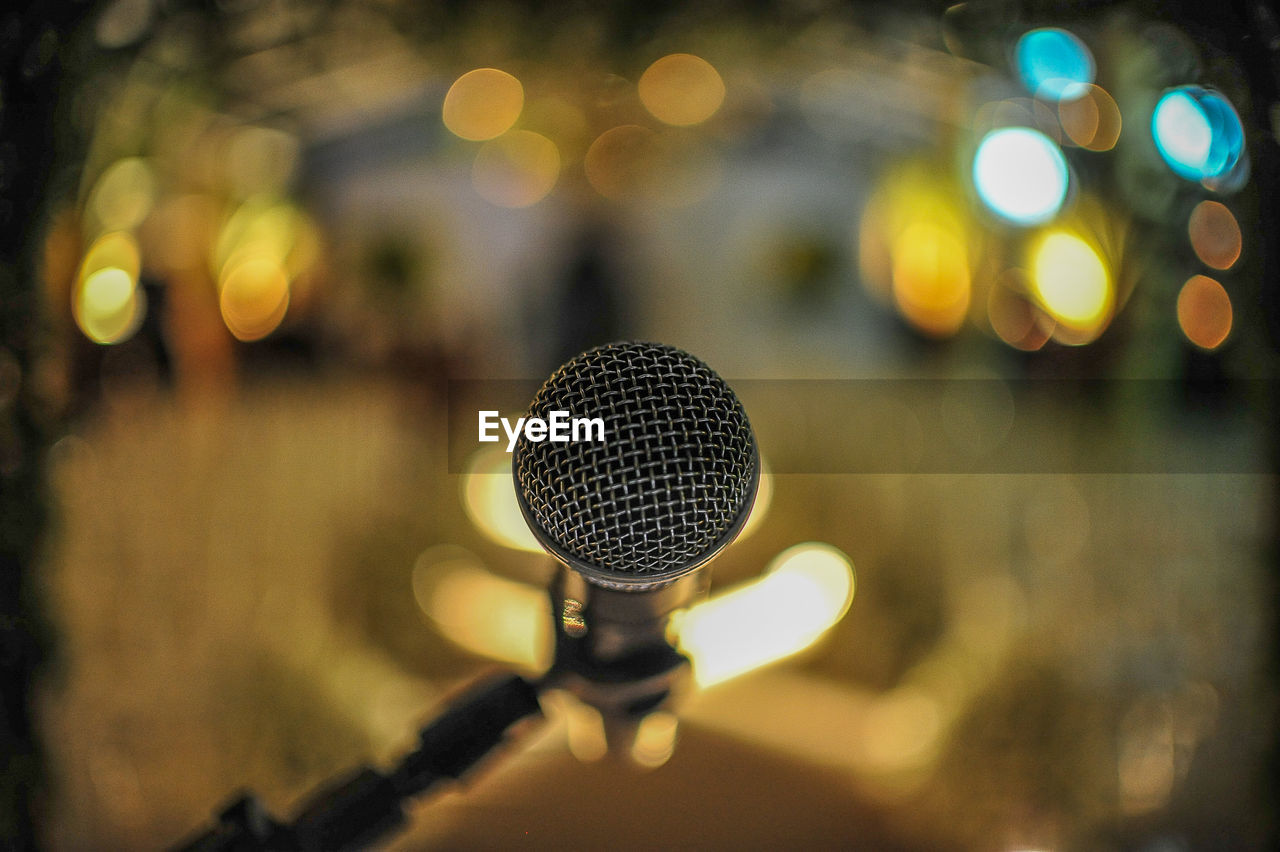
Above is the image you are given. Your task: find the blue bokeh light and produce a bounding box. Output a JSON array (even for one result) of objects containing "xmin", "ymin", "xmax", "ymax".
[
  {"xmin": 972, "ymin": 126, "xmax": 1070, "ymax": 226},
  {"xmin": 1015, "ymin": 28, "xmax": 1095, "ymax": 102},
  {"xmin": 1151, "ymin": 86, "xmax": 1245, "ymax": 182}
]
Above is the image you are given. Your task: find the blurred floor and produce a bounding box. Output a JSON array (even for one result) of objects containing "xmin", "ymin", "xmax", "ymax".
[{"xmin": 37, "ymin": 373, "xmax": 1273, "ymax": 849}]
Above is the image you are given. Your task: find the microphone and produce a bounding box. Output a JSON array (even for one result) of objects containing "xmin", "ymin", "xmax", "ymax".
[{"xmin": 513, "ymin": 341, "xmax": 758, "ymax": 719}]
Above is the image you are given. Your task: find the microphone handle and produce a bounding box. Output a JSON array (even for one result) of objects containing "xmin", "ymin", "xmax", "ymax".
[
  {"xmin": 175, "ymin": 673, "xmax": 543, "ymax": 852},
  {"xmin": 545, "ymin": 566, "xmax": 706, "ymax": 721}
]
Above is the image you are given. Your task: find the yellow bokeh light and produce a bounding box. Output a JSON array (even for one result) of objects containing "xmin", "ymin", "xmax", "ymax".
[
  {"xmin": 1187, "ymin": 201, "xmax": 1242, "ymax": 271},
  {"xmin": 471, "ymin": 130, "xmax": 561, "ymax": 208},
  {"xmin": 638, "ymin": 53, "xmax": 726, "ymax": 127},
  {"xmin": 542, "ymin": 692, "xmax": 608, "ymax": 763},
  {"xmin": 1029, "ymin": 230, "xmax": 1112, "ymax": 336},
  {"xmin": 89, "ymin": 157, "xmax": 156, "ymax": 232},
  {"xmin": 73, "ymin": 266, "xmax": 145, "ymax": 345},
  {"xmin": 461, "ymin": 447, "xmax": 543, "ymax": 552},
  {"xmin": 859, "ymin": 163, "xmax": 975, "ymax": 338},
  {"xmin": 214, "ymin": 198, "xmax": 311, "ymax": 281},
  {"xmin": 584, "ymin": 124, "xmax": 657, "ymax": 200},
  {"xmin": 1177, "ymin": 274, "xmax": 1232, "ymax": 350},
  {"xmin": 442, "ymin": 68, "xmax": 524, "ymax": 141},
  {"xmin": 412, "ymin": 549, "xmax": 551, "ymax": 671},
  {"xmin": 859, "ymin": 687, "xmax": 944, "ymax": 773},
  {"xmin": 631, "ymin": 711, "xmax": 679, "ymax": 768},
  {"xmin": 219, "ymin": 256, "xmax": 290, "ymax": 341},
  {"xmin": 80, "ymin": 230, "xmax": 141, "ymax": 283},
  {"xmin": 891, "ymin": 221, "xmax": 971, "ymax": 338},
  {"xmin": 1057, "ymin": 84, "xmax": 1122, "ymax": 151},
  {"xmin": 674, "ymin": 542, "xmax": 854, "ymax": 688}
]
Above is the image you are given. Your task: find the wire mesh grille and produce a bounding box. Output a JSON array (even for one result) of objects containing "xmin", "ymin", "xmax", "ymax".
[{"xmin": 515, "ymin": 342, "xmax": 756, "ymax": 581}]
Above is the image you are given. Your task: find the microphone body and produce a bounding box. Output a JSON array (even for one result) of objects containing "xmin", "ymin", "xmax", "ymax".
[{"xmin": 514, "ymin": 342, "xmax": 758, "ymax": 722}]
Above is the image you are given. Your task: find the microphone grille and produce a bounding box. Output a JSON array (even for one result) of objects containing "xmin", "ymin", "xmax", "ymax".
[{"xmin": 514, "ymin": 342, "xmax": 757, "ymax": 588}]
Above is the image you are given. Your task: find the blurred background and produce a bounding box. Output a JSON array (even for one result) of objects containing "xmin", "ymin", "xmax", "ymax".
[{"xmin": 1, "ymin": 0, "xmax": 1277, "ymax": 848}]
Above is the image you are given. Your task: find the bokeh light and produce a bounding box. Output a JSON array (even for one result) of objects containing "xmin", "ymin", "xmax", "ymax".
[
  {"xmin": 1177, "ymin": 274, "xmax": 1232, "ymax": 350},
  {"xmin": 442, "ymin": 68, "xmax": 525, "ymax": 141},
  {"xmin": 638, "ymin": 53, "xmax": 726, "ymax": 126},
  {"xmin": 1014, "ymin": 28, "xmax": 1095, "ymax": 102},
  {"xmin": 213, "ymin": 198, "xmax": 316, "ymax": 282},
  {"xmin": 584, "ymin": 125, "xmax": 657, "ymax": 200},
  {"xmin": 461, "ymin": 447, "xmax": 543, "ymax": 552},
  {"xmin": 1029, "ymin": 230, "xmax": 1112, "ymax": 338},
  {"xmin": 890, "ymin": 221, "xmax": 971, "ymax": 338},
  {"xmin": 412, "ymin": 547, "xmax": 551, "ymax": 671},
  {"xmin": 89, "ymin": 157, "xmax": 157, "ymax": 233},
  {"xmin": 218, "ymin": 257, "xmax": 290, "ymax": 342},
  {"xmin": 1187, "ymin": 200, "xmax": 1242, "ymax": 270},
  {"xmin": 73, "ymin": 266, "xmax": 146, "ymax": 345},
  {"xmin": 73, "ymin": 231, "xmax": 146, "ymax": 345},
  {"xmin": 471, "ymin": 130, "xmax": 561, "ymax": 207},
  {"xmin": 987, "ymin": 276, "xmax": 1052, "ymax": 351},
  {"xmin": 1152, "ymin": 86, "xmax": 1245, "ymax": 182},
  {"xmin": 859, "ymin": 165, "xmax": 974, "ymax": 338},
  {"xmin": 972, "ymin": 127, "xmax": 1069, "ymax": 225},
  {"xmin": 80, "ymin": 230, "xmax": 141, "ymax": 283},
  {"xmin": 675, "ymin": 543, "xmax": 855, "ymax": 688},
  {"xmin": 1057, "ymin": 84, "xmax": 1122, "ymax": 151},
  {"xmin": 631, "ymin": 711, "xmax": 679, "ymax": 768}
]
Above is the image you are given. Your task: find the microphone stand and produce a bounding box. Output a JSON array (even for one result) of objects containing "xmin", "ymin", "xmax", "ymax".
[
  {"xmin": 176, "ymin": 672, "xmax": 543, "ymax": 851},
  {"xmin": 176, "ymin": 566, "xmax": 702, "ymax": 850}
]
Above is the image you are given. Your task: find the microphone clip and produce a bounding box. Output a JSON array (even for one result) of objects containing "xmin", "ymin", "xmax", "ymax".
[{"xmin": 542, "ymin": 565, "xmax": 707, "ymax": 721}]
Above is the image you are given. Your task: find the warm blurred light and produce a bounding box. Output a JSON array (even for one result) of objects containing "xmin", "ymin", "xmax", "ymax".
[
  {"xmin": 461, "ymin": 447, "xmax": 543, "ymax": 552},
  {"xmin": 584, "ymin": 125, "xmax": 657, "ymax": 200},
  {"xmin": 1057, "ymin": 84, "xmax": 1122, "ymax": 151},
  {"xmin": 74, "ymin": 231, "xmax": 145, "ymax": 344},
  {"xmin": 738, "ymin": 459, "xmax": 773, "ymax": 539},
  {"xmin": 859, "ymin": 164, "xmax": 975, "ymax": 337},
  {"xmin": 1118, "ymin": 699, "xmax": 1176, "ymax": 815},
  {"xmin": 973, "ymin": 127, "xmax": 1069, "ymax": 225},
  {"xmin": 1029, "ymin": 230, "xmax": 1112, "ymax": 337},
  {"xmin": 214, "ymin": 198, "xmax": 315, "ymax": 282},
  {"xmin": 545, "ymin": 692, "xmax": 608, "ymax": 763},
  {"xmin": 891, "ymin": 221, "xmax": 971, "ymax": 337},
  {"xmin": 89, "ymin": 157, "xmax": 156, "ymax": 233},
  {"xmin": 859, "ymin": 687, "xmax": 943, "ymax": 773},
  {"xmin": 218, "ymin": 256, "xmax": 289, "ymax": 341},
  {"xmin": 471, "ymin": 130, "xmax": 561, "ymax": 208},
  {"xmin": 442, "ymin": 68, "xmax": 524, "ymax": 141},
  {"xmin": 1015, "ymin": 28, "xmax": 1094, "ymax": 102},
  {"xmin": 987, "ymin": 278, "xmax": 1052, "ymax": 351},
  {"xmin": 1152, "ymin": 86, "xmax": 1245, "ymax": 182},
  {"xmin": 1187, "ymin": 200, "xmax": 1242, "ymax": 270},
  {"xmin": 412, "ymin": 548, "xmax": 551, "ymax": 670},
  {"xmin": 80, "ymin": 230, "xmax": 141, "ymax": 282},
  {"xmin": 638, "ymin": 53, "xmax": 726, "ymax": 127},
  {"xmin": 675, "ymin": 543, "xmax": 855, "ymax": 688},
  {"xmin": 1177, "ymin": 274, "xmax": 1232, "ymax": 350},
  {"xmin": 73, "ymin": 266, "xmax": 145, "ymax": 345},
  {"xmin": 631, "ymin": 711, "xmax": 679, "ymax": 768}
]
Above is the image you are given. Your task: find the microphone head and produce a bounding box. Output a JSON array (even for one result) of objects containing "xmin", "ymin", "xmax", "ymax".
[{"xmin": 514, "ymin": 342, "xmax": 758, "ymax": 590}]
